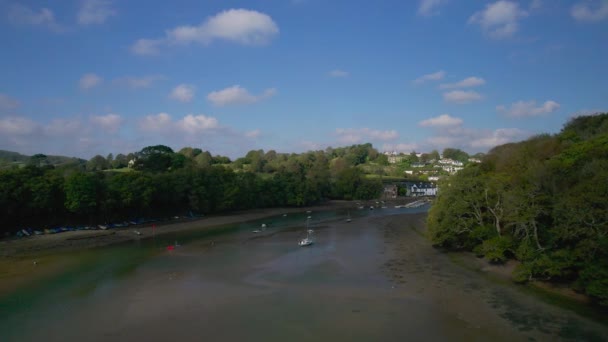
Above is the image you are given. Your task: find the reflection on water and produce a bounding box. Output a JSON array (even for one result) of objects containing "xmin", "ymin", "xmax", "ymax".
[{"xmin": 1, "ymin": 205, "xmax": 606, "ymax": 342}]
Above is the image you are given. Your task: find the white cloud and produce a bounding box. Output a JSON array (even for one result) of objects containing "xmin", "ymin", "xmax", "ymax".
[
  {"xmin": 382, "ymin": 143, "xmax": 419, "ymax": 153},
  {"xmin": 414, "ymin": 70, "xmax": 446, "ymax": 84},
  {"xmin": 139, "ymin": 112, "xmax": 219, "ymax": 134},
  {"xmin": 418, "ymin": 0, "xmax": 447, "ymax": 16},
  {"xmin": 335, "ymin": 128, "xmax": 398, "ymax": 144},
  {"xmin": 131, "ymin": 39, "xmax": 163, "ymax": 55},
  {"xmin": 0, "ymin": 94, "xmax": 20, "ymax": 110},
  {"xmin": 530, "ymin": 0, "xmax": 542, "ymax": 10},
  {"xmin": 169, "ymin": 84, "xmax": 196, "ymax": 103},
  {"xmin": 139, "ymin": 113, "xmax": 172, "ymax": 132},
  {"xmin": 470, "ymin": 128, "xmax": 527, "ymax": 148},
  {"xmin": 443, "ymin": 90, "xmax": 483, "ymax": 104},
  {"xmin": 79, "ymin": 73, "xmax": 103, "ymax": 90},
  {"xmin": 329, "ymin": 69, "xmax": 349, "ymax": 77},
  {"xmin": 132, "ymin": 9, "xmax": 279, "ymax": 55},
  {"xmin": 497, "ymin": 100, "xmax": 560, "ymax": 117},
  {"xmin": 419, "ymin": 114, "xmax": 463, "ymax": 127},
  {"xmin": 422, "ymin": 120, "xmax": 529, "ymax": 151},
  {"xmin": 114, "ymin": 75, "xmax": 165, "ymax": 89},
  {"xmin": 468, "ymin": 1, "xmax": 528, "ymax": 39},
  {"xmin": 176, "ymin": 114, "xmax": 219, "ymax": 133},
  {"xmin": 90, "ymin": 113, "xmax": 123, "ymax": 133},
  {"xmin": 439, "ymin": 77, "xmax": 486, "ymax": 89},
  {"xmin": 77, "ymin": 0, "xmax": 116, "ymax": 25},
  {"xmin": 207, "ymin": 85, "xmax": 276, "ymax": 106},
  {"xmin": 0, "ymin": 116, "xmax": 38, "ymax": 135},
  {"xmin": 245, "ymin": 129, "xmax": 261, "ymax": 138},
  {"xmin": 44, "ymin": 119, "xmax": 83, "ymax": 136},
  {"xmin": 8, "ymin": 4, "xmax": 63, "ymax": 32},
  {"xmin": 571, "ymin": 1, "xmax": 608, "ymax": 22}
]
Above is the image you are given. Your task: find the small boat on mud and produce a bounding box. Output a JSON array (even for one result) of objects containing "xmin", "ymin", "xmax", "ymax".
[{"xmin": 299, "ymin": 221, "xmax": 314, "ymax": 246}]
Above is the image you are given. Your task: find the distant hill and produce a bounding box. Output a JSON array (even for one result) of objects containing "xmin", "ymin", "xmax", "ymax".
[{"xmin": 0, "ymin": 149, "xmax": 85, "ymax": 169}]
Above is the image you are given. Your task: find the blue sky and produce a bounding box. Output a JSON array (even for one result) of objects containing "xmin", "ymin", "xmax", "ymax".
[{"xmin": 0, "ymin": 0, "xmax": 607, "ymax": 159}]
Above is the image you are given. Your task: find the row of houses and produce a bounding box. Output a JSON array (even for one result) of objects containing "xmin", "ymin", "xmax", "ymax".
[{"xmin": 383, "ymin": 182, "xmax": 438, "ymax": 199}]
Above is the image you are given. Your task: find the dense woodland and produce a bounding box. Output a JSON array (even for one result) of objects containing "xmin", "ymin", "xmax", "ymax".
[
  {"xmin": 428, "ymin": 113, "xmax": 608, "ymax": 306},
  {"xmin": 0, "ymin": 144, "xmax": 392, "ymax": 233}
]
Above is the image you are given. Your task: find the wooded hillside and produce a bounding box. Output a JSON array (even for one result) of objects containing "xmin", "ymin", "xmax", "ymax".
[{"xmin": 427, "ymin": 113, "xmax": 608, "ymax": 306}]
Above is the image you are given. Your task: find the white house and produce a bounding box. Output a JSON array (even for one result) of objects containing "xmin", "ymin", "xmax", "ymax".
[{"xmin": 407, "ymin": 182, "xmax": 438, "ymax": 197}]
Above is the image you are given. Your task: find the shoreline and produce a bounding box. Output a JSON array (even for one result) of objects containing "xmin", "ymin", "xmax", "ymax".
[
  {"xmin": 0, "ymin": 200, "xmax": 360, "ymax": 259},
  {"xmin": 447, "ymin": 250, "xmax": 595, "ymax": 307},
  {"xmin": 0, "ymin": 200, "xmax": 356, "ymax": 297}
]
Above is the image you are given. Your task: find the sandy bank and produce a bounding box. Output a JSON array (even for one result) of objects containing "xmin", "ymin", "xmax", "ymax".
[{"xmin": 0, "ymin": 201, "xmax": 360, "ymax": 258}]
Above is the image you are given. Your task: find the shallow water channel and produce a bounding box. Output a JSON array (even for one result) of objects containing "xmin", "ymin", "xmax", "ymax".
[{"xmin": 1, "ymin": 207, "xmax": 607, "ymax": 341}]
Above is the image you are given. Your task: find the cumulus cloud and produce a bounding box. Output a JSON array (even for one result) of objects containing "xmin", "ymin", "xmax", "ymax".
[
  {"xmin": 0, "ymin": 94, "xmax": 20, "ymax": 110},
  {"xmin": 469, "ymin": 1, "xmax": 528, "ymax": 39},
  {"xmin": 418, "ymin": 0, "xmax": 447, "ymax": 16},
  {"xmin": 207, "ymin": 85, "xmax": 276, "ymax": 106},
  {"xmin": 138, "ymin": 112, "xmax": 219, "ymax": 135},
  {"xmin": 139, "ymin": 112, "xmax": 172, "ymax": 132},
  {"xmin": 90, "ymin": 113, "xmax": 123, "ymax": 133},
  {"xmin": 419, "ymin": 114, "xmax": 463, "ymax": 127},
  {"xmin": 0, "ymin": 113, "xmax": 258, "ymax": 159},
  {"xmin": 439, "ymin": 77, "xmax": 486, "ymax": 89},
  {"xmin": 571, "ymin": 1, "xmax": 608, "ymax": 22},
  {"xmin": 245, "ymin": 129, "xmax": 261, "ymax": 138},
  {"xmin": 131, "ymin": 9, "xmax": 279, "ymax": 55},
  {"xmin": 114, "ymin": 75, "xmax": 165, "ymax": 89},
  {"xmin": 131, "ymin": 39, "xmax": 163, "ymax": 56},
  {"xmin": 328, "ymin": 69, "xmax": 349, "ymax": 77},
  {"xmin": 422, "ymin": 119, "xmax": 529, "ymax": 151},
  {"xmin": 176, "ymin": 114, "xmax": 219, "ymax": 133},
  {"xmin": 77, "ymin": 0, "xmax": 116, "ymax": 25},
  {"xmin": 169, "ymin": 84, "xmax": 196, "ymax": 103},
  {"xmin": 443, "ymin": 90, "xmax": 482, "ymax": 104},
  {"xmin": 497, "ymin": 100, "xmax": 560, "ymax": 117},
  {"xmin": 8, "ymin": 4, "xmax": 64, "ymax": 32},
  {"xmin": 469, "ymin": 128, "xmax": 528, "ymax": 148},
  {"xmin": 530, "ymin": 0, "xmax": 542, "ymax": 10},
  {"xmin": 44, "ymin": 119, "xmax": 83, "ymax": 136},
  {"xmin": 335, "ymin": 128, "xmax": 398, "ymax": 144},
  {"xmin": 413, "ymin": 70, "xmax": 446, "ymax": 84},
  {"xmin": 382, "ymin": 143, "xmax": 419, "ymax": 153},
  {"xmin": 79, "ymin": 73, "xmax": 103, "ymax": 90},
  {"xmin": 0, "ymin": 116, "xmax": 38, "ymax": 135}
]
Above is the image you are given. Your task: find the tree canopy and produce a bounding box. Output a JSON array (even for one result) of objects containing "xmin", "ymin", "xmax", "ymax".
[{"xmin": 428, "ymin": 113, "xmax": 608, "ymax": 306}]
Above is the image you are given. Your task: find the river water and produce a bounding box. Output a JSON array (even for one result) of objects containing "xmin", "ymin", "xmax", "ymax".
[{"xmin": 1, "ymin": 207, "xmax": 606, "ymax": 341}]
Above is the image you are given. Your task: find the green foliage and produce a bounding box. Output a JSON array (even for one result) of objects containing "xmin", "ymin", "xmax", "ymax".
[
  {"xmin": 441, "ymin": 148, "xmax": 469, "ymax": 162},
  {"xmin": 479, "ymin": 236, "xmax": 514, "ymax": 263},
  {"xmin": 579, "ymin": 258, "xmax": 608, "ymax": 306},
  {"xmin": 427, "ymin": 113, "xmax": 608, "ymax": 305}
]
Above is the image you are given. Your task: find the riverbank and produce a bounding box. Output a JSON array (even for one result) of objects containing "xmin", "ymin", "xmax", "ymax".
[
  {"xmin": 0, "ymin": 201, "xmax": 353, "ymax": 258},
  {"xmin": 0, "ymin": 200, "xmax": 362, "ymax": 297}
]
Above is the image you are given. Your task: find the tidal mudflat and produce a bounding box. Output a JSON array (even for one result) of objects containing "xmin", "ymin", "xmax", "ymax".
[{"xmin": 1, "ymin": 208, "xmax": 606, "ymax": 341}]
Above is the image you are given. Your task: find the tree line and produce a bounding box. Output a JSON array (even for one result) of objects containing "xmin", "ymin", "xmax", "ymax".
[
  {"xmin": 427, "ymin": 113, "xmax": 608, "ymax": 306},
  {"xmin": 0, "ymin": 143, "xmax": 385, "ymax": 234}
]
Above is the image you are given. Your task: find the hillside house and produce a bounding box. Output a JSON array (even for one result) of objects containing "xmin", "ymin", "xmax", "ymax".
[
  {"xmin": 383, "ymin": 184, "xmax": 398, "ymax": 199},
  {"xmin": 407, "ymin": 182, "xmax": 438, "ymax": 197}
]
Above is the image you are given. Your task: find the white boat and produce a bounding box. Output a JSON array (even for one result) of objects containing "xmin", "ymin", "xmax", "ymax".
[
  {"xmin": 299, "ymin": 220, "xmax": 314, "ymax": 246},
  {"xmin": 299, "ymin": 237, "xmax": 313, "ymax": 246},
  {"xmin": 253, "ymin": 223, "xmax": 267, "ymax": 233}
]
